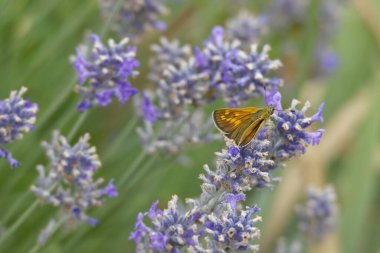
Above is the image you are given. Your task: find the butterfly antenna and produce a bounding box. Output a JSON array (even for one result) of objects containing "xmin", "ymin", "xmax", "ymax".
[{"xmin": 263, "ymin": 84, "xmax": 276, "ymax": 114}]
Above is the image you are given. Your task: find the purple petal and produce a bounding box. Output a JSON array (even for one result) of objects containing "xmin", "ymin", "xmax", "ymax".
[{"xmin": 100, "ymin": 179, "xmax": 118, "ymax": 198}]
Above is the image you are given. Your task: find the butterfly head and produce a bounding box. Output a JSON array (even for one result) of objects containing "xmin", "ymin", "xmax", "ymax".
[{"xmin": 266, "ymin": 105, "xmax": 275, "ymax": 116}]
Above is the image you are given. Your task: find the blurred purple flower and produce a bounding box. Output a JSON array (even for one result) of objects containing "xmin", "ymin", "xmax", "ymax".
[
  {"xmin": 226, "ymin": 11, "xmax": 268, "ymax": 48},
  {"xmin": 141, "ymin": 93, "xmax": 159, "ymax": 125},
  {"xmin": 100, "ymin": 0, "xmax": 168, "ymax": 39},
  {"xmin": 296, "ymin": 185, "xmax": 337, "ymax": 241},
  {"xmin": 0, "ymin": 87, "xmax": 38, "ymax": 168},
  {"xmin": 316, "ymin": 47, "xmax": 340, "ymax": 77}
]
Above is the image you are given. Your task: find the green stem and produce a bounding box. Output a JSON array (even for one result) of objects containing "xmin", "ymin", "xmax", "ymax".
[
  {"xmin": 27, "ymin": 217, "xmax": 66, "ymax": 253},
  {"xmin": 67, "ymin": 111, "xmax": 89, "ymax": 141},
  {"xmin": 2, "ymin": 192, "xmax": 32, "ymax": 225},
  {"xmin": 0, "ymin": 200, "xmax": 38, "ymax": 246},
  {"xmin": 124, "ymin": 155, "xmax": 158, "ymax": 191},
  {"xmin": 119, "ymin": 152, "xmax": 148, "ymax": 186},
  {"xmin": 36, "ymin": 84, "xmax": 75, "ymax": 131},
  {"xmin": 102, "ymin": 116, "xmax": 138, "ymax": 163}
]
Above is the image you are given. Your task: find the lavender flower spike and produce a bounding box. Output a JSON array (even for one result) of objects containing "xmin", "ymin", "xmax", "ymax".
[
  {"xmin": 72, "ymin": 34, "xmax": 139, "ymax": 112},
  {"xmin": 31, "ymin": 131, "xmax": 117, "ymax": 228},
  {"xmin": 266, "ymin": 90, "xmax": 325, "ymax": 158},
  {"xmin": 132, "ymin": 86, "xmax": 326, "ymax": 251},
  {"xmin": 195, "ymin": 26, "xmax": 283, "ymax": 106},
  {"xmin": 205, "ymin": 205, "xmax": 261, "ymax": 252},
  {"xmin": 296, "ymin": 185, "xmax": 338, "ymax": 241},
  {"xmin": 202, "ymin": 90, "xmax": 325, "ymax": 192},
  {"xmin": 226, "ymin": 11, "xmax": 268, "ymax": 48},
  {"xmin": 129, "ymin": 196, "xmax": 201, "ymax": 252},
  {"xmin": 0, "ymin": 87, "xmax": 38, "ymax": 168},
  {"xmin": 100, "ymin": 0, "xmax": 168, "ymax": 39},
  {"xmin": 137, "ymin": 26, "xmax": 283, "ymax": 154},
  {"xmin": 149, "ymin": 37, "xmax": 192, "ymax": 82}
]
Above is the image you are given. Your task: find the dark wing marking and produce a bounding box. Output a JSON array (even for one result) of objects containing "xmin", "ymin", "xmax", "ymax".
[
  {"xmin": 213, "ymin": 107, "xmax": 264, "ymax": 145},
  {"xmin": 213, "ymin": 108, "xmax": 260, "ymax": 133},
  {"xmin": 239, "ymin": 118, "xmax": 267, "ymax": 146}
]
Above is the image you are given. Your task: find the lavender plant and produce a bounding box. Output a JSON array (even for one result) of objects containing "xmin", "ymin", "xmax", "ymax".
[
  {"xmin": 296, "ymin": 185, "xmax": 338, "ymax": 241},
  {"xmin": 0, "ymin": 87, "xmax": 38, "ymax": 168},
  {"xmin": 4, "ymin": 1, "xmax": 371, "ymax": 253},
  {"xmin": 226, "ymin": 11, "xmax": 268, "ymax": 49},
  {"xmin": 31, "ymin": 131, "xmax": 118, "ymax": 229},
  {"xmin": 137, "ymin": 26, "xmax": 283, "ymax": 154},
  {"xmin": 72, "ymin": 34, "xmax": 139, "ymax": 112},
  {"xmin": 130, "ymin": 89, "xmax": 325, "ymax": 251},
  {"xmin": 274, "ymin": 185, "xmax": 338, "ymax": 253},
  {"xmin": 149, "ymin": 37, "xmax": 192, "ymax": 82},
  {"xmin": 99, "ymin": 0, "xmax": 168, "ymax": 40}
]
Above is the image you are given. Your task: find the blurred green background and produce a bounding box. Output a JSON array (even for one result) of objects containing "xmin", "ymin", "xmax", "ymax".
[{"xmin": 0, "ymin": 0, "xmax": 379, "ymax": 252}]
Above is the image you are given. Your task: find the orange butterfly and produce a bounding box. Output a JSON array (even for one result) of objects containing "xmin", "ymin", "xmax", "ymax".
[{"xmin": 213, "ymin": 106, "xmax": 274, "ymax": 146}]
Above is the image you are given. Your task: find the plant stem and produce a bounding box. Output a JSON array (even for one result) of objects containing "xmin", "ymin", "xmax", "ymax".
[
  {"xmin": 68, "ymin": 111, "xmax": 89, "ymax": 141},
  {"xmin": 103, "ymin": 116, "xmax": 139, "ymax": 163},
  {"xmin": 0, "ymin": 200, "xmax": 38, "ymax": 246},
  {"xmin": 27, "ymin": 217, "xmax": 66, "ymax": 253},
  {"xmin": 119, "ymin": 152, "xmax": 148, "ymax": 186}
]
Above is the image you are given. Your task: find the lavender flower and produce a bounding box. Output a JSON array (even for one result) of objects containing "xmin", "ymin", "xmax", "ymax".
[
  {"xmin": 266, "ymin": 90, "xmax": 325, "ymax": 158},
  {"xmin": 0, "ymin": 87, "xmax": 38, "ymax": 168},
  {"xmin": 200, "ymin": 90, "xmax": 324, "ymax": 194},
  {"xmin": 137, "ymin": 27, "xmax": 282, "ymax": 154},
  {"xmin": 100, "ymin": 0, "xmax": 168, "ymax": 39},
  {"xmin": 132, "ymin": 88, "xmax": 326, "ymax": 251},
  {"xmin": 296, "ymin": 185, "xmax": 337, "ymax": 241},
  {"xmin": 129, "ymin": 196, "xmax": 201, "ymax": 252},
  {"xmin": 72, "ymin": 34, "xmax": 139, "ymax": 112},
  {"xmin": 208, "ymin": 135, "xmax": 275, "ymax": 193},
  {"xmin": 130, "ymin": 195, "xmax": 261, "ymax": 252},
  {"xmin": 226, "ymin": 11, "xmax": 268, "ymax": 48},
  {"xmin": 149, "ymin": 37, "xmax": 192, "ymax": 82},
  {"xmin": 194, "ymin": 26, "xmax": 283, "ymax": 106},
  {"xmin": 204, "ymin": 205, "xmax": 261, "ymax": 252},
  {"xmin": 31, "ymin": 131, "xmax": 117, "ymax": 227}
]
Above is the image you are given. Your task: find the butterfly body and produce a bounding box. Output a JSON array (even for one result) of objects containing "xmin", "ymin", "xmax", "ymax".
[{"xmin": 213, "ymin": 105, "xmax": 274, "ymax": 146}]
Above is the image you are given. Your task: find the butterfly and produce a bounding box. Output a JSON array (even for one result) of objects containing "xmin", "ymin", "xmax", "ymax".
[{"xmin": 213, "ymin": 105, "xmax": 275, "ymax": 146}]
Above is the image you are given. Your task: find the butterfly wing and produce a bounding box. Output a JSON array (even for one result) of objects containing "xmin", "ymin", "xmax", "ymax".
[
  {"xmin": 213, "ymin": 108, "xmax": 261, "ymax": 145},
  {"xmin": 239, "ymin": 117, "xmax": 267, "ymax": 146}
]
